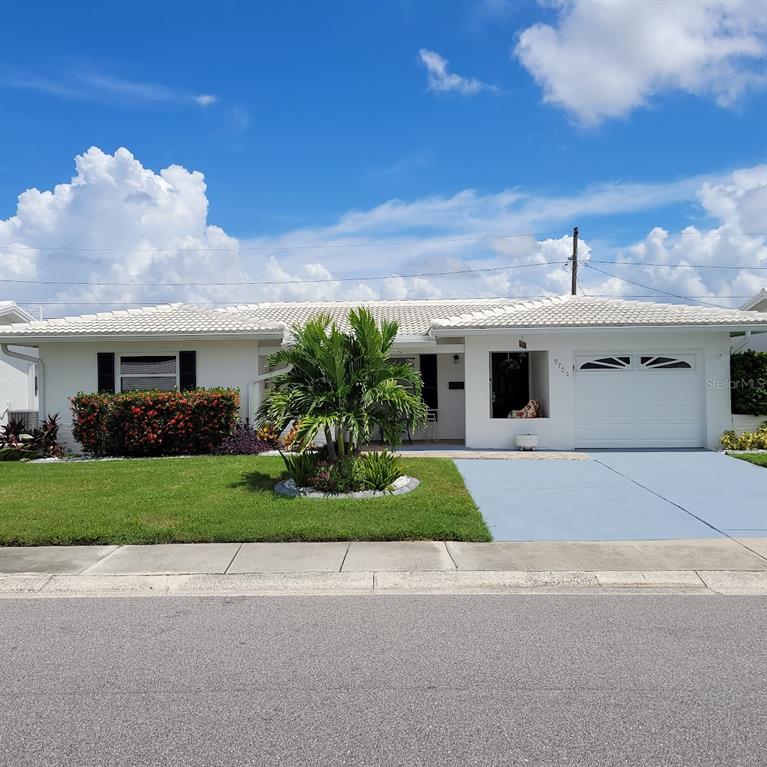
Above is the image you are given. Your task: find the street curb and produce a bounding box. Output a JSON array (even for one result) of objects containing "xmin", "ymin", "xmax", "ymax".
[{"xmin": 1, "ymin": 570, "xmax": 766, "ymax": 597}]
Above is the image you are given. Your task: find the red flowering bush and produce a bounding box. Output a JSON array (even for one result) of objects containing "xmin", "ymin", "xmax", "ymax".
[{"xmin": 71, "ymin": 388, "xmax": 239, "ymax": 457}]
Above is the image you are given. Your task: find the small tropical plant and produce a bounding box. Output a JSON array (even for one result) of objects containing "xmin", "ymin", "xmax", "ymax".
[
  {"xmin": 214, "ymin": 423, "xmax": 272, "ymax": 456},
  {"xmin": 30, "ymin": 414, "xmax": 65, "ymax": 458},
  {"xmin": 280, "ymin": 451, "xmax": 320, "ymax": 487},
  {"xmin": 721, "ymin": 422, "xmax": 767, "ymax": 450},
  {"xmin": 255, "ymin": 423, "xmax": 281, "ymax": 448},
  {"xmin": 257, "ymin": 307, "xmax": 428, "ymax": 460},
  {"xmin": 0, "ymin": 417, "xmax": 26, "ymax": 448},
  {"xmin": 357, "ymin": 450, "xmax": 403, "ymax": 491},
  {"xmin": 308, "ymin": 456, "xmax": 363, "ymax": 494},
  {"xmin": 281, "ymin": 420, "xmax": 302, "ymax": 452},
  {"xmin": 0, "ymin": 413, "xmax": 64, "ymax": 460}
]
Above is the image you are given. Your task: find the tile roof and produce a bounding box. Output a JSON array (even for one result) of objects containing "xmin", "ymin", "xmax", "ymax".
[
  {"xmin": 0, "ymin": 304, "xmax": 287, "ymax": 338},
  {"xmin": 213, "ymin": 299, "xmax": 516, "ymax": 336},
  {"xmin": 0, "ymin": 298, "xmax": 516, "ymax": 339},
  {"xmin": 0, "ymin": 296, "xmax": 764, "ymax": 341},
  {"xmin": 430, "ymin": 295, "xmax": 767, "ymax": 330}
]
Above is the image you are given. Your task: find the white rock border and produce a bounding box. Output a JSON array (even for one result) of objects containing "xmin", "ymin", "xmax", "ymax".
[{"xmin": 274, "ymin": 475, "xmax": 420, "ymax": 499}]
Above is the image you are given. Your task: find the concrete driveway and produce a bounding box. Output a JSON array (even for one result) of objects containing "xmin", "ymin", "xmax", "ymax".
[{"xmin": 455, "ymin": 452, "xmax": 767, "ymax": 542}]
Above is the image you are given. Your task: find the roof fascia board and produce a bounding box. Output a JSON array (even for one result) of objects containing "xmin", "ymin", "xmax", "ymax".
[
  {"xmin": 431, "ymin": 324, "xmax": 767, "ymax": 337},
  {"xmin": 0, "ymin": 332, "xmax": 285, "ymax": 344}
]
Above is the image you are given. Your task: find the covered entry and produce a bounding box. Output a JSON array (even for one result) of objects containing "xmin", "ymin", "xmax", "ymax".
[{"xmin": 574, "ymin": 353, "xmax": 705, "ymax": 448}]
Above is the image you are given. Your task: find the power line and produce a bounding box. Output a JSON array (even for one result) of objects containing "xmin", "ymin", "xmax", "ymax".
[
  {"xmin": 585, "ymin": 263, "xmax": 730, "ymax": 309},
  {"xmin": 2, "ymin": 257, "xmax": 765, "ymax": 288},
  {"xmin": 18, "ymin": 293, "xmax": 754, "ymax": 308},
  {"xmin": 0, "ymin": 260, "xmax": 566, "ymax": 287},
  {"xmin": 590, "ymin": 259, "xmax": 767, "ymax": 270}
]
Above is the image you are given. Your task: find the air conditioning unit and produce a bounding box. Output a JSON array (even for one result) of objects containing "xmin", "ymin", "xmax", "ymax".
[{"xmin": 8, "ymin": 410, "xmax": 40, "ymax": 433}]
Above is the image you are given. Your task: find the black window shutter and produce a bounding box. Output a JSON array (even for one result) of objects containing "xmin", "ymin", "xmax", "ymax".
[
  {"xmin": 419, "ymin": 354, "xmax": 438, "ymax": 410},
  {"xmin": 97, "ymin": 353, "xmax": 115, "ymax": 393},
  {"xmin": 179, "ymin": 351, "xmax": 197, "ymax": 390}
]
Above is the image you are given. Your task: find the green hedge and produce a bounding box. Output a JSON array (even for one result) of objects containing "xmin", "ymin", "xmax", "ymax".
[
  {"xmin": 71, "ymin": 389, "xmax": 239, "ymax": 456},
  {"xmin": 731, "ymin": 351, "xmax": 767, "ymax": 415}
]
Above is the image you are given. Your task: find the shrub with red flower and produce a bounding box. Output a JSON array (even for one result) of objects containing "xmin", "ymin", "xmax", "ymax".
[{"xmin": 71, "ymin": 388, "xmax": 239, "ymax": 457}]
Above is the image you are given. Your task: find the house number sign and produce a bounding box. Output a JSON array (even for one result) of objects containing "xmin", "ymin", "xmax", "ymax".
[{"xmin": 553, "ymin": 357, "xmax": 570, "ymax": 376}]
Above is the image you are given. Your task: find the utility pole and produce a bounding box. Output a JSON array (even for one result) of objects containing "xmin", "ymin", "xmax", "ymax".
[{"xmin": 569, "ymin": 226, "xmax": 579, "ymax": 296}]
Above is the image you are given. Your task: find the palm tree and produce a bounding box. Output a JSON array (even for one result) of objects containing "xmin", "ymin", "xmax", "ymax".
[{"xmin": 257, "ymin": 307, "xmax": 428, "ymax": 460}]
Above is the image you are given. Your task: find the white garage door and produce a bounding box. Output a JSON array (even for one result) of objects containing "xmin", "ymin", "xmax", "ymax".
[{"xmin": 574, "ymin": 353, "xmax": 705, "ymax": 448}]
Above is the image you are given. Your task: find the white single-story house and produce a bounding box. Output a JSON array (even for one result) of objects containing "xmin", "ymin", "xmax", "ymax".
[
  {"xmin": 0, "ymin": 301, "xmax": 38, "ymax": 427},
  {"xmin": 1, "ymin": 295, "xmax": 765, "ymax": 451},
  {"xmin": 737, "ymin": 290, "xmax": 767, "ymax": 352}
]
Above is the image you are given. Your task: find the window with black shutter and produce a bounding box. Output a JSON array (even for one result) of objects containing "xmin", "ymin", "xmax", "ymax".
[
  {"xmin": 97, "ymin": 353, "xmax": 115, "ymax": 393},
  {"xmin": 179, "ymin": 351, "xmax": 197, "ymax": 390},
  {"xmin": 419, "ymin": 354, "xmax": 438, "ymax": 411}
]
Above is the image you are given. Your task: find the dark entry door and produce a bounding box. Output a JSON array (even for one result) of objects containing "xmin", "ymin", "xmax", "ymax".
[{"xmin": 491, "ymin": 352, "xmax": 529, "ymax": 418}]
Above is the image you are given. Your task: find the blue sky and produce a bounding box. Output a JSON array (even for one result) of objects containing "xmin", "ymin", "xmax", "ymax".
[{"xmin": 0, "ymin": 0, "xmax": 765, "ymax": 312}]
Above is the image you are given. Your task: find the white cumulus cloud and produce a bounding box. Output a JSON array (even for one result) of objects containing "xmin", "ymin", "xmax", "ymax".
[
  {"xmin": 514, "ymin": 0, "xmax": 767, "ymax": 125},
  {"xmin": 418, "ymin": 49, "xmax": 496, "ymax": 95},
  {"xmin": 0, "ymin": 148, "xmax": 764, "ymax": 315}
]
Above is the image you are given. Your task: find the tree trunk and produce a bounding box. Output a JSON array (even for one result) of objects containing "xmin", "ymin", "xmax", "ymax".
[
  {"xmin": 336, "ymin": 425, "xmax": 345, "ymax": 460},
  {"xmin": 324, "ymin": 427, "xmax": 337, "ymax": 460}
]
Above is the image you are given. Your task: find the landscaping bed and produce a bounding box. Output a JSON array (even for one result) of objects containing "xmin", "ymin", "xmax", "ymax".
[{"xmin": 0, "ymin": 455, "xmax": 490, "ymax": 545}]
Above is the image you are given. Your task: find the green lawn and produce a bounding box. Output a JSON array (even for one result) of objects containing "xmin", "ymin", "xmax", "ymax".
[
  {"xmin": 0, "ymin": 456, "xmax": 490, "ymax": 545},
  {"xmin": 731, "ymin": 453, "xmax": 767, "ymax": 468}
]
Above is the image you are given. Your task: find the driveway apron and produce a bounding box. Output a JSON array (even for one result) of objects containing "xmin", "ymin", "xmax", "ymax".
[
  {"xmin": 589, "ymin": 451, "xmax": 767, "ymax": 537},
  {"xmin": 454, "ymin": 457, "xmax": 730, "ymax": 542}
]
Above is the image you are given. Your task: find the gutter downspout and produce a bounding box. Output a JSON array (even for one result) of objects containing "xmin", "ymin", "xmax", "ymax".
[{"xmin": 1, "ymin": 344, "xmax": 43, "ymax": 419}]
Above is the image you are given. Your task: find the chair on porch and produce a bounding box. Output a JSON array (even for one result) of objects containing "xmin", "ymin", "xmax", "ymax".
[{"xmin": 424, "ymin": 408, "xmax": 438, "ymax": 442}]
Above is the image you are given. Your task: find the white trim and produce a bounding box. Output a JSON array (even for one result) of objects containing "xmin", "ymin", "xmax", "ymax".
[
  {"xmin": 576, "ymin": 354, "xmax": 632, "ymax": 372},
  {"xmin": 0, "ymin": 332, "xmax": 283, "ymax": 344},
  {"xmin": 431, "ymin": 324, "xmax": 767, "ymax": 337}
]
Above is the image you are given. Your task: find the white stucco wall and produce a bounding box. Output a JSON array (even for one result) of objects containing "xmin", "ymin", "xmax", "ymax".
[
  {"xmin": 434, "ymin": 352, "xmax": 465, "ymax": 440},
  {"xmin": 38, "ymin": 339, "xmax": 260, "ymax": 448},
  {"xmin": 463, "ymin": 329, "xmax": 733, "ymax": 450},
  {"xmin": 23, "ymin": 328, "xmax": 738, "ymax": 451}
]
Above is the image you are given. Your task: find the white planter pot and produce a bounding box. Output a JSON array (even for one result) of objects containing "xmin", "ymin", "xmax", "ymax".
[{"xmin": 515, "ymin": 434, "xmax": 539, "ymax": 451}]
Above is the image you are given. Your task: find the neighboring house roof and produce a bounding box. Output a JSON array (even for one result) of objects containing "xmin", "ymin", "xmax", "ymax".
[
  {"xmin": 0, "ymin": 295, "xmax": 765, "ymax": 343},
  {"xmin": 429, "ymin": 295, "xmax": 767, "ymax": 331},
  {"xmin": 739, "ymin": 289, "xmax": 767, "ymax": 313},
  {"xmin": 0, "ymin": 301, "xmax": 33, "ymax": 325}
]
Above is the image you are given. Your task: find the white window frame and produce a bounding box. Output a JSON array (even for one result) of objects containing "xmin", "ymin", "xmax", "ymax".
[
  {"xmin": 575, "ymin": 354, "xmax": 633, "ymax": 372},
  {"xmin": 638, "ymin": 354, "xmax": 696, "ymax": 371},
  {"xmin": 117, "ymin": 353, "xmax": 179, "ymax": 393},
  {"xmin": 575, "ymin": 353, "xmax": 698, "ymax": 373}
]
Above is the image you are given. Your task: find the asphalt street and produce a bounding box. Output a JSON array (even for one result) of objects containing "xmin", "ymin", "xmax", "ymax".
[{"xmin": 0, "ymin": 595, "xmax": 765, "ymax": 766}]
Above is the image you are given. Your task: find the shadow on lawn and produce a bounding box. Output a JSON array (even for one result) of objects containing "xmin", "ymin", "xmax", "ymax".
[{"xmin": 230, "ymin": 470, "xmax": 290, "ymax": 493}]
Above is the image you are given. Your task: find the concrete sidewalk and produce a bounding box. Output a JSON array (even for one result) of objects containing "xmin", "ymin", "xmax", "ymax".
[{"xmin": 1, "ymin": 539, "xmax": 766, "ymax": 596}]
